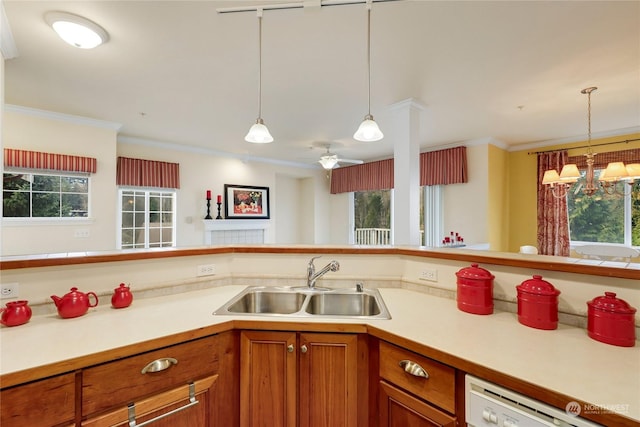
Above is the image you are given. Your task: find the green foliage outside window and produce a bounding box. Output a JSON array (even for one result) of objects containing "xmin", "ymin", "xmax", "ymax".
[
  {"xmin": 354, "ymin": 190, "xmax": 391, "ymax": 229},
  {"xmin": 567, "ymin": 170, "xmax": 639, "ymax": 246},
  {"xmin": 3, "ymin": 172, "xmax": 88, "ymax": 218}
]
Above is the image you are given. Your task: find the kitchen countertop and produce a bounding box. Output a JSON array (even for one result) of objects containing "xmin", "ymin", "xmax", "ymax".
[{"xmin": 1, "ymin": 285, "xmax": 639, "ymax": 422}]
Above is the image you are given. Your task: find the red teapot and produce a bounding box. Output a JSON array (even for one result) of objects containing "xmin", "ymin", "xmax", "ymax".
[
  {"xmin": 0, "ymin": 300, "xmax": 32, "ymax": 327},
  {"xmin": 111, "ymin": 283, "xmax": 133, "ymax": 309},
  {"xmin": 51, "ymin": 287, "xmax": 98, "ymax": 319}
]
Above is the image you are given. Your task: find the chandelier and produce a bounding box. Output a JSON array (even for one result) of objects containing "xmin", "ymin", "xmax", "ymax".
[{"xmin": 542, "ymin": 87, "xmax": 640, "ymax": 198}]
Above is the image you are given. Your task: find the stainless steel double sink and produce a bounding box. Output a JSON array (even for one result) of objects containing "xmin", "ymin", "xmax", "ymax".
[{"xmin": 213, "ymin": 286, "xmax": 391, "ymax": 319}]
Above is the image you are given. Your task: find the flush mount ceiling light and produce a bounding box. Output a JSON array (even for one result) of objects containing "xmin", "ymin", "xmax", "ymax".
[
  {"xmin": 45, "ymin": 11, "xmax": 109, "ymax": 49},
  {"xmin": 353, "ymin": 0, "xmax": 383, "ymax": 142},
  {"xmin": 245, "ymin": 8, "xmax": 273, "ymax": 144}
]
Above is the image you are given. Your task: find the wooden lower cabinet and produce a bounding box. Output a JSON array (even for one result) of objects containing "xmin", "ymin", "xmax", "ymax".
[
  {"xmin": 0, "ymin": 372, "xmax": 76, "ymax": 427},
  {"xmin": 379, "ymin": 381, "xmax": 456, "ymax": 427},
  {"xmin": 82, "ymin": 375, "xmax": 217, "ymax": 427},
  {"xmin": 239, "ymin": 330, "xmax": 360, "ymax": 427}
]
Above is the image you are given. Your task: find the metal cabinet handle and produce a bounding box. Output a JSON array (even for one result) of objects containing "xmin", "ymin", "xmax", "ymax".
[
  {"xmin": 300, "ymin": 344, "xmax": 308, "ymax": 354},
  {"xmin": 287, "ymin": 344, "xmax": 294, "ymax": 353},
  {"xmin": 128, "ymin": 382, "xmax": 198, "ymax": 427},
  {"xmin": 141, "ymin": 357, "xmax": 178, "ymax": 374},
  {"xmin": 399, "ymin": 360, "xmax": 429, "ymax": 379}
]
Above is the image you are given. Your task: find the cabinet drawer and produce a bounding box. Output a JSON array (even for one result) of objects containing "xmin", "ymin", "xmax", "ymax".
[
  {"xmin": 82, "ymin": 336, "xmax": 218, "ymax": 416},
  {"xmin": 379, "ymin": 341, "xmax": 455, "ymax": 413},
  {"xmin": 1, "ymin": 372, "xmax": 76, "ymax": 427}
]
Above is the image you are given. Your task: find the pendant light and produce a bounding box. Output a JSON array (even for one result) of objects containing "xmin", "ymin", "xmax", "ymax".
[
  {"xmin": 245, "ymin": 8, "xmax": 273, "ymax": 143},
  {"xmin": 543, "ymin": 87, "xmax": 597, "ymax": 197},
  {"xmin": 353, "ymin": 0, "xmax": 383, "ymax": 142}
]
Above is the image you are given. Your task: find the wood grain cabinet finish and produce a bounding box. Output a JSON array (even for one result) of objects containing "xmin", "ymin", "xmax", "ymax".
[
  {"xmin": 82, "ymin": 375, "xmax": 217, "ymax": 427},
  {"xmin": 379, "ymin": 381, "xmax": 456, "ymax": 427},
  {"xmin": 82, "ymin": 336, "xmax": 218, "ymax": 418},
  {"xmin": 0, "ymin": 372, "xmax": 76, "ymax": 427},
  {"xmin": 379, "ymin": 341, "xmax": 456, "ymax": 413},
  {"xmin": 239, "ymin": 330, "xmax": 360, "ymax": 427}
]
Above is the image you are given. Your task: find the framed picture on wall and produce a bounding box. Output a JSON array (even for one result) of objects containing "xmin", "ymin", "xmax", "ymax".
[{"xmin": 224, "ymin": 184, "xmax": 270, "ymax": 219}]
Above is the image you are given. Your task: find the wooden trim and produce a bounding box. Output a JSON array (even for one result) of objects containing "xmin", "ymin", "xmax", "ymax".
[{"xmin": 2, "ymin": 245, "xmax": 637, "ymax": 280}]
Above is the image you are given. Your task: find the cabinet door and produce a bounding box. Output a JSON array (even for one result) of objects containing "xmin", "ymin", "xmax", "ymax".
[
  {"xmin": 379, "ymin": 381, "xmax": 456, "ymax": 427},
  {"xmin": 240, "ymin": 330, "xmax": 297, "ymax": 427},
  {"xmin": 82, "ymin": 375, "xmax": 217, "ymax": 427},
  {"xmin": 298, "ymin": 333, "xmax": 358, "ymax": 427},
  {"xmin": 0, "ymin": 372, "xmax": 76, "ymax": 427}
]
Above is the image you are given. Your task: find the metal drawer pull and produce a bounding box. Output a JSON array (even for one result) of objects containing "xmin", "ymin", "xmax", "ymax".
[
  {"xmin": 128, "ymin": 382, "xmax": 198, "ymax": 427},
  {"xmin": 287, "ymin": 344, "xmax": 294, "ymax": 353},
  {"xmin": 301, "ymin": 344, "xmax": 308, "ymax": 353},
  {"xmin": 141, "ymin": 357, "xmax": 178, "ymax": 374},
  {"xmin": 399, "ymin": 360, "xmax": 429, "ymax": 379}
]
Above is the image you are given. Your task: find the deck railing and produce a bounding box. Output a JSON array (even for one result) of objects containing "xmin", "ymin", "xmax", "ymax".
[{"xmin": 354, "ymin": 228, "xmax": 391, "ymax": 245}]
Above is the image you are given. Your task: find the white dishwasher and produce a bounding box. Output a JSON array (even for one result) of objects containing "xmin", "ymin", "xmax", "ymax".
[{"xmin": 465, "ymin": 375, "xmax": 602, "ymax": 427}]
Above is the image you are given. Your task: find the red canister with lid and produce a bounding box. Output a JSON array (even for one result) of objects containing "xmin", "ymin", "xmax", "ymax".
[
  {"xmin": 455, "ymin": 264, "xmax": 494, "ymax": 315},
  {"xmin": 587, "ymin": 292, "xmax": 636, "ymax": 347},
  {"xmin": 516, "ymin": 275, "xmax": 561, "ymax": 330}
]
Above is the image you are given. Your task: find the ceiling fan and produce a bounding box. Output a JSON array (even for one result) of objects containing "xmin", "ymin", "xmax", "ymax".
[{"xmin": 317, "ymin": 145, "xmax": 363, "ymax": 170}]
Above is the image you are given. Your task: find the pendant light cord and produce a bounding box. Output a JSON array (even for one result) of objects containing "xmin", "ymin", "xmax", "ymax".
[
  {"xmin": 257, "ymin": 9, "xmax": 263, "ymax": 120},
  {"xmin": 366, "ymin": 1, "xmax": 372, "ymax": 117}
]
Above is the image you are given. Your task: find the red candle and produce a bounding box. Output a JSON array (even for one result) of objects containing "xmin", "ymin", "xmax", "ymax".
[
  {"xmin": 217, "ymin": 194, "xmax": 222, "ymax": 203},
  {"xmin": 206, "ymin": 190, "xmax": 211, "ymax": 199}
]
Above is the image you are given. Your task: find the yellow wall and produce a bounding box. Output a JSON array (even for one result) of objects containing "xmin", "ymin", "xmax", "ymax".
[
  {"xmin": 487, "ymin": 144, "xmax": 508, "ymax": 251},
  {"xmin": 507, "ymin": 133, "xmax": 640, "ymax": 253}
]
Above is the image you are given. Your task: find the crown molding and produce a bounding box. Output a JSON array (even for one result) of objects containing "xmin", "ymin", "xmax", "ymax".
[
  {"xmin": 507, "ymin": 126, "xmax": 640, "ymax": 152},
  {"xmin": 4, "ymin": 104, "xmax": 122, "ymax": 131},
  {"xmin": 118, "ymin": 135, "xmax": 318, "ymax": 170}
]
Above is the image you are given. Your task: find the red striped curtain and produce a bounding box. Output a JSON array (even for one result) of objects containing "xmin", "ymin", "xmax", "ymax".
[
  {"xmin": 330, "ymin": 159, "xmax": 394, "ymax": 194},
  {"xmin": 3, "ymin": 148, "xmax": 97, "ymax": 173},
  {"xmin": 568, "ymin": 148, "xmax": 640, "ymax": 169},
  {"xmin": 420, "ymin": 146, "xmax": 468, "ymax": 186},
  {"xmin": 116, "ymin": 157, "xmax": 180, "ymax": 189}
]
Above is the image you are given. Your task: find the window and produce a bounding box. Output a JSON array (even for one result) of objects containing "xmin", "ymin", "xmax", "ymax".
[
  {"xmin": 3, "ymin": 171, "xmax": 89, "ymax": 218},
  {"xmin": 353, "ymin": 190, "xmax": 392, "ymax": 245},
  {"xmin": 119, "ymin": 189, "xmax": 176, "ymax": 249},
  {"xmin": 567, "ymin": 170, "xmax": 639, "ymax": 246}
]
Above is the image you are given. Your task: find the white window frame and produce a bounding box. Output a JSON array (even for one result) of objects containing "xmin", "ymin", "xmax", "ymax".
[
  {"xmin": 2, "ymin": 168, "xmax": 92, "ymax": 223},
  {"xmin": 117, "ymin": 188, "xmax": 177, "ymax": 249}
]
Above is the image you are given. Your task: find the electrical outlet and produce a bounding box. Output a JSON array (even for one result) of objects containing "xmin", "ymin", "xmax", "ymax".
[
  {"xmin": 197, "ymin": 264, "xmax": 216, "ymax": 277},
  {"xmin": 74, "ymin": 229, "xmax": 90, "ymax": 238},
  {"xmin": 420, "ymin": 269, "xmax": 438, "ymax": 282},
  {"xmin": 1, "ymin": 283, "xmax": 19, "ymax": 299}
]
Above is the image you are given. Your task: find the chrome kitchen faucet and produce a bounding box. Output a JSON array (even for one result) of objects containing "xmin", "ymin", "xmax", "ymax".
[{"xmin": 307, "ymin": 256, "xmax": 340, "ymax": 288}]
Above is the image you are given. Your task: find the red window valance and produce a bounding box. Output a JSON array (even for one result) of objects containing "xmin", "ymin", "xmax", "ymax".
[
  {"xmin": 568, "ymin": 148, "xmax": 640, "ymax": 169},
  {"xmin": 3, "ymin": 148, "xmax": 97, "ymax": 173},
  {"xmin": 330, "ymin": 159, "xmax": 394, "ymax": 194},
  {"xmin": 420, "ymin": 146, "xmax": 468, "ymax": 186},
  {"xmin": 116, "ymin": 156, "xmax": 180, "ymax": 189}
]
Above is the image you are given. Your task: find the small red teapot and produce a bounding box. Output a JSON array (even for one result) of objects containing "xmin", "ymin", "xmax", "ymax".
[
  {"xmin": 51, "ymin": 287, "xmax": 98, "ymax": 319},
  {"xmin": 0, "ymin": 300, "xmax": 32, "ymax": 327},
  {"xmin": 111, "ymin": 283, "xmax": 133, "ymax": 309}
]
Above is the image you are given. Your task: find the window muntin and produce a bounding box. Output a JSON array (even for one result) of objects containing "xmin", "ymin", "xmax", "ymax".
[
  {"xmin": 2, "ymin": 171, "xmax": 89, "ymax": 218},
  {"xmin": 119, "ymin": 189, "xmax": 176, "ymax": 249},
  {"xmin": 567, "ymin": 169, "xmax": 639, "ymax": 246}
]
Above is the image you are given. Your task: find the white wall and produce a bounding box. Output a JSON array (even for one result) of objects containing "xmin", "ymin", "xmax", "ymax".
[
  {"xmin": 2, "ymin": 108, "xmax": 119, "ymax": 255},
  {"xmin": 442, "ymin": 144, "xmax": 489, "ymax": 246},
  {"xmin": 1, "ymin": 107, "xmax": 328, "ymax": 255}
]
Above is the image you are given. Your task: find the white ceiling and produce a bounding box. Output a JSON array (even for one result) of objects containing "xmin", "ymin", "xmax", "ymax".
[{"xmin": 3, "ymin": 0, "xmax": 640, "ymax": 168}]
